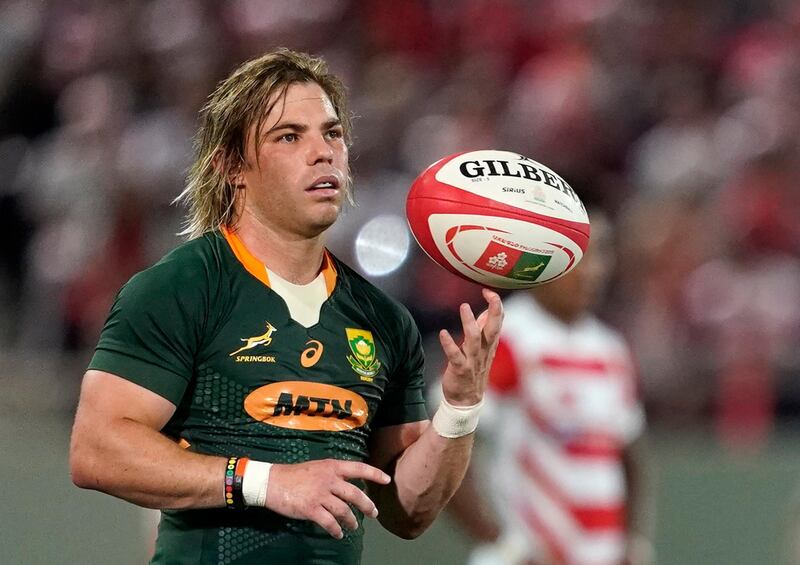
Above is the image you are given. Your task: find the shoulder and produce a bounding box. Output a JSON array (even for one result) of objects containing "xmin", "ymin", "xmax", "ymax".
[
  {"xmin": 120, "ymin": 232, "xmax": 227, "ymax": 301},
  {"xmin": 152, "ymin": 232, "xmax": 228, "ymax": 279},
  {"xmin": 580, "ymin": 315, "xmax": 631, "ymax": 355},
  {"xmin": 500, "ymin": 292, "xmax": 557, "ymax": 341},
  {"xmin": 503, "ymin": 292, "xmax": 544, "ymax": 322}
]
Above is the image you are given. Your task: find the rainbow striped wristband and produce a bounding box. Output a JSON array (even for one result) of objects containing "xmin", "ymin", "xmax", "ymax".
[{"xmin": 224, "ymin": 456, "xmax": 249, "ymax": 509}]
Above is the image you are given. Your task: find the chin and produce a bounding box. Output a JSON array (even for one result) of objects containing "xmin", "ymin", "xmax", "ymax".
[{"xmin": 306, "ymin": 208, "xmax": 341, "ymax": 236}]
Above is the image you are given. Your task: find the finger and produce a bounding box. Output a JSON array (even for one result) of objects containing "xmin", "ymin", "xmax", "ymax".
[
  {"xmin": 438, "ymin": 329, "xmax": 465, "ymax": 366},
  {"xmin": 311, "ymin": 507, "xmax": 344, "ymax": 539},
  {"xmin": 322, "ymin": 496, "xmax": 359, "ymax": 531},
  {"xmin": 475, "ymin": 289, "xmax": 495, "ymax": 328},
  {"xmin": 336, "ymin": 461, "xmax": 391, "ymax": 485},
  {"xmin": 482, "ymin": 287, "xmax": 500, "ymax": 304},
  {"xmin": 459, "ymin": 303, "xmax": 481, "ymax": 353},
  {"xmin": 331, "ymin": 481, "xmax": 379, "ymax": 518},
  {"xmin": 476, "ymin": 307, "xmax": 489, "ymax": 324},
  {"xmin": 480, "ymin": 289, "xmax": 504, "ymax": 342},
  {"xmin": 476, "ymin": 289, "xmax": 502, "ymax": 326},
  {"xmin": 483, "ymin": 288, "xmax": 503, "ymax": 319}
]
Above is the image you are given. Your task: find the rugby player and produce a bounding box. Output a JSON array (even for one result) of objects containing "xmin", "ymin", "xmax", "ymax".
[
  {"xmin": 448, "ymin": 214, "xmax": 654, "ymax": 565},
  {"xmin": 69, "ymin": 48, "xmax": 503, "ymax": 564}
]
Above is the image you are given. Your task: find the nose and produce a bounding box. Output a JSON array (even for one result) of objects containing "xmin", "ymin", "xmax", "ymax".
[{"xmin": 307, "ymin": 133, "xmax": 334, "ymax": 165}]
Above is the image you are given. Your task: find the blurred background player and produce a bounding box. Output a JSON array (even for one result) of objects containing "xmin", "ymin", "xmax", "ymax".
[{"xmin": 447, "ymin": 212, "xmax": 655, "ymax": 565}]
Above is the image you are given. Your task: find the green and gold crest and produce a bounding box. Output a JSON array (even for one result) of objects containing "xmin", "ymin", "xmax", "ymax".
[{"xmin": 345, "ymin": 328, "xmax": 381, "ymax": 379}]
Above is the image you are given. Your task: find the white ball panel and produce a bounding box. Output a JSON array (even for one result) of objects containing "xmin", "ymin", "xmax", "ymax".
[{"xmin": 434, "ymin": 150, "xmax": 588, "ymax": 224}]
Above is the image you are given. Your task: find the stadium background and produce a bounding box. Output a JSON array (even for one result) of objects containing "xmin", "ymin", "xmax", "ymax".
[{"xmin": 2, "ymin": 0, "xmax": 800, "ymax": 563}]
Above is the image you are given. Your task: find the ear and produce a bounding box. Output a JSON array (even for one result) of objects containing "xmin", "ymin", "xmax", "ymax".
[
  {"xmin": 212, "ymin": 150, "xmax": 246, "ymax": 189},
  {"xmin": 229, "ymin": 164, "xmax": 246, "ymax": 189}
]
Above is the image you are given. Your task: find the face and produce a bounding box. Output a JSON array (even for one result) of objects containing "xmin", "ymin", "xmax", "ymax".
[
  {"xmin": 235, "ymin": 82, "xmax": 348, "ymax": 239},
  {"xmin": 533, "ymin": 217, "xmax": 614, "ymax": 321}
]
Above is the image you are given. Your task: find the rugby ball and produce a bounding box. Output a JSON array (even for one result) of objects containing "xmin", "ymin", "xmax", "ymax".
[{"xmin": 406, "ymin": 150, "xmax": 590, "ymax": 290}]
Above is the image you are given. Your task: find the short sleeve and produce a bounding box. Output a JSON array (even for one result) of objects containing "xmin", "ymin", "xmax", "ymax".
[
  {"xmin": 488, "ymin": 338, "xmax": 521, "ymax": 396},
  {"xmin": 370, "ymin": 308, "xmax": 428, "ymax": 428},
  {"xmin": 88, "ymin": 258, "xmax": 208, "ymax": 405}
]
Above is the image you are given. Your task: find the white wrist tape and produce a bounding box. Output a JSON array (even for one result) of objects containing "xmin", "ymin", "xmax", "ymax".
[
  {"xmin": 431, "ymin": 397, "xmax": 484, "ymax": 438},
  {"xmin": 242, "ymin": 460, "xmax": 272, "ymax": 507}
]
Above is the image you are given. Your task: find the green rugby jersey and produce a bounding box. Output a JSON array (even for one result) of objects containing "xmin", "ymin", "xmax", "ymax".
[{"xmin": 88, "ymin": 229, "xmax": 428, "ymax": 565}]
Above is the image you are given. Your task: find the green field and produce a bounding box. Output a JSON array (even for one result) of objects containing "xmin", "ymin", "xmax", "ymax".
[{"xmin": 4, "ymin": 404, "xmax": 799, "ymax": 565}]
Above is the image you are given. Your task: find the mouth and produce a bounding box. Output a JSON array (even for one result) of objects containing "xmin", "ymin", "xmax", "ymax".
[{"xmin": 306, "ymin": 176, "xmax": 341, "ymax": 198}]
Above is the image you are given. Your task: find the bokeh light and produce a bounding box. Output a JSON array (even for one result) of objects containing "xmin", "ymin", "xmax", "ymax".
[{"xmin": 354, "ymin": 214, "xmax": 411, "ymax": 277}]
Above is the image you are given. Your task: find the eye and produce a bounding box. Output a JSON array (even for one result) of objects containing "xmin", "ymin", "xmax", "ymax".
[
  {"xmin": 325, "ymin": 128, "xmax": 343, "ymax": 140},
  {"xmin": 278, "ymin": 133, "xmax": 298, "ymax": 143}
]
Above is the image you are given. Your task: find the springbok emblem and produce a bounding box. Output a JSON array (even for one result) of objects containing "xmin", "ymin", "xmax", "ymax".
[
  {"xmin": 520, "ymin": 262, "xmax": 545, "ymax": 274},
  {"xmin": 229, "ymin": 322, "xmax": 278, "ymax": 356}
]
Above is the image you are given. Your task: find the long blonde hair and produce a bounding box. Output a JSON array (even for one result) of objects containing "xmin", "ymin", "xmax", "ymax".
[{"xmin": 177, "ymin": 48, "xmax": 352, "ymax": 239}]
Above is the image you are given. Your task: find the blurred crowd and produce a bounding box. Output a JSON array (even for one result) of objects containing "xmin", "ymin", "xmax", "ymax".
[{"xmin": 2, "ymin": 0, "xmax": 800, "ymax": 444}]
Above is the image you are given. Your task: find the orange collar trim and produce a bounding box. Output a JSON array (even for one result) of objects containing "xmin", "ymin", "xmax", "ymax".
[
  {"xmin": 221, "ymin": 226, "xmax": 337, "ymax": 296},
  {"xmin": 320, "ymin": 251, "xmax": 338, "ymax": 296}
]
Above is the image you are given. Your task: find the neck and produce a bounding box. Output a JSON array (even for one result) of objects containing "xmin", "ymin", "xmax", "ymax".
[
  {"xmin": 233, "ymin": 210, "xmax": 326, "ymax": 285},
  {"xmin": 531, "ymin": 292, "xmax": 582, "ymax": 325}
]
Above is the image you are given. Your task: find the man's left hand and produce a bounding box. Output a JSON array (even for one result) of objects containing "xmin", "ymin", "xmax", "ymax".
[{"xmin": 438, "ymin": 288, "xmax": 504, "ymax": 407}]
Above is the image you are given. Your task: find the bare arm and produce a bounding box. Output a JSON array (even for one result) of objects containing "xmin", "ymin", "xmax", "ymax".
[
  {"xmin": 366, "ymin": 420, "xmax": 473, "ymax": 539},
  {"xmin": 622, "ymin": 434, "xmax": 657, "ymax": 565},
  {"xmin": 70, "ymin": 370, "xmax": 225, "ymax": 509},
  {"xmin": 367, "ymin": 289, "xmax": 504, "ymax": 539},
  {"xmin": 70, "ymin": 370, "xmax": 390, "ymax": 538},
  {"xmin": 446, "ymin": 462, "xmax": 501, "ymax": 543}
]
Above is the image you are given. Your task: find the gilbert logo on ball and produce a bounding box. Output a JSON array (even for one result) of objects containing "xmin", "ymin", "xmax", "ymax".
[{"xmin": 406, "ymin": 150, "xmax": 590, "ymax": 289}]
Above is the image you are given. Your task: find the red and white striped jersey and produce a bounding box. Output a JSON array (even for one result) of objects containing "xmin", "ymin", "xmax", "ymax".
[{"xmin": 480, "ymin": 292, "xmax": 644, "ymax": 565}]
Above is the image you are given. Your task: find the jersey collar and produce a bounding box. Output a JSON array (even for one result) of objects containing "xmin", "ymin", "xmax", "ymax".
[{"xmin": 221, "ymin": 226, "xmax": 338, "ymax": 296}]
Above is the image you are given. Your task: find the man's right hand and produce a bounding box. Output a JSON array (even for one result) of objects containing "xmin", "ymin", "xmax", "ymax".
[{"xmin": 265, "ymin": 459, "xmax": 391, "ymax": 539}]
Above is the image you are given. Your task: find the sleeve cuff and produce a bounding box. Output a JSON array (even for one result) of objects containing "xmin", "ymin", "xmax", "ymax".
[{"xmin": 89, "ymin": 348, "xmax": 190, "ymax": 405}]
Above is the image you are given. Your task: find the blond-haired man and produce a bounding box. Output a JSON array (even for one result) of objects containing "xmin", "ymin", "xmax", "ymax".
[{"xmin": 69, "ymin": 49, "xmax": 503, "ymax": 564}]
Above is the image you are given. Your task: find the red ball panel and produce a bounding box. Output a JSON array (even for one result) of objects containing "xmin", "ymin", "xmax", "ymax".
[{"xmin": 406, "ymin": 196, "xmax": 590, "ymax": 285}]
